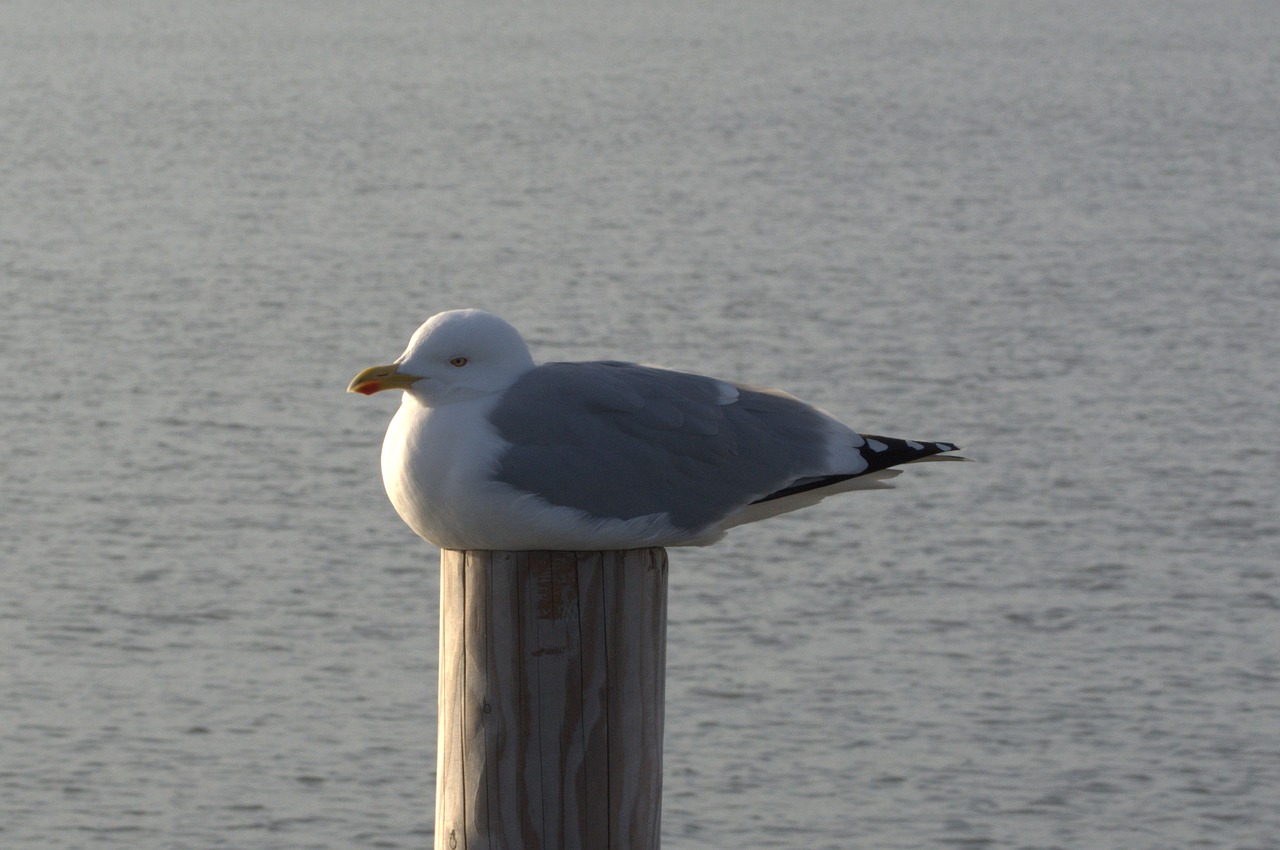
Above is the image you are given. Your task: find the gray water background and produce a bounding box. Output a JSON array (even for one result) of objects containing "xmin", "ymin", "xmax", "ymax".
[{"xmin": 4, "ymin": 2, "xmax": 1279, "ymax": 848}]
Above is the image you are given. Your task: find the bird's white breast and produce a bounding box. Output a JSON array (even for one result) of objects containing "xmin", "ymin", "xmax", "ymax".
[{"xmin": 380, "ymin": 393, "xmax": 514, "ymax": 549}]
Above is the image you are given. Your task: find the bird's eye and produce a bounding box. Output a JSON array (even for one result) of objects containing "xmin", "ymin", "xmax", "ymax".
[{"xmin": 449, "ymin": 356, "xmax": 468, "ymax": 367}]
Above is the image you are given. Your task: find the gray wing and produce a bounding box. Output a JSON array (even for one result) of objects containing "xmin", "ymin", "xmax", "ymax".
[{"xmin": 486, "ymin": 361, "xmax": 834, "ymax": 534}]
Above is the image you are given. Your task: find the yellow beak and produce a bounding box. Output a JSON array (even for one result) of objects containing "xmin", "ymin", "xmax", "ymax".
[{"xmin": 348, "ymin": 363, "xmax": 420, "ymax": 395}]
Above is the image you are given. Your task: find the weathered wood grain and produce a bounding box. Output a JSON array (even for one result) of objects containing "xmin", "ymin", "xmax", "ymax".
[
  {"xmin": 436, "ymin": 548, "xmax": 668, "ymax": 850},
  {"xmin": 436, "ymin": 553, "xmax": 466, "ymax": 850}
]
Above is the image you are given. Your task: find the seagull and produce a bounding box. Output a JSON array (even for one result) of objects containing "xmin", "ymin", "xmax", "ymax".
[{"xmin": 349, "ymin": 309, "xmax": 963, "ymax": 550}]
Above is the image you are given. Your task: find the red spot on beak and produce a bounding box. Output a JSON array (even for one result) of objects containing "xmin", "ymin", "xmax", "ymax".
[{"xmin": 353, "ymin": 381, "xmax": 381, "ymax": 395}]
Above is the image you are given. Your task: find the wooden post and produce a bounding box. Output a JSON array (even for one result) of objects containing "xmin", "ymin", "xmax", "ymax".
[{"xmin": 435, "ymin": 548, "xmax": 668, "ymax": 850}]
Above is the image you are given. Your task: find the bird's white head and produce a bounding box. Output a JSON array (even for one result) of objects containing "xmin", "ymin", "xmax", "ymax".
[{"xmin": 348, "ymin": 309, "xmax": 536, "ymax": 405}]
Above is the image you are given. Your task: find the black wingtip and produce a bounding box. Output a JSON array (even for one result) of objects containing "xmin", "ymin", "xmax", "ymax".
[
  {"xmin": 751, "ymin": 436, "xmax": 962, "ymax": 505},
  {"xmin": 857, "ymin": 435, "xmax": 962, "ymax": 473}
]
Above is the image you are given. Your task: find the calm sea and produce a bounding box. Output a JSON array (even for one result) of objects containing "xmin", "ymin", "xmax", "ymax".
[{"xmin": 3, "ymin": 2, "xmax": 1278, "ymax": 848}]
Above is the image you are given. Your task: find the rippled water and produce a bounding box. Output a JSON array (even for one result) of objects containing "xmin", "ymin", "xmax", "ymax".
[{"xmin": 4, "ymin": 2, "xmax": 1278, "ymax": 848}]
